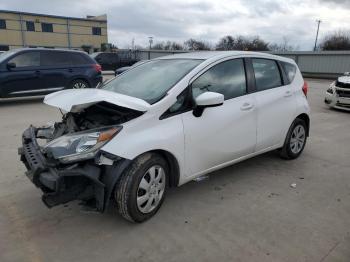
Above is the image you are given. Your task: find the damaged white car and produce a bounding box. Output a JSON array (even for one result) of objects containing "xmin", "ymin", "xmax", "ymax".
[
  {"xmin": 19, "ymin": 52, "xmax": 310, "ymax": 223},
  {"xmin": 325, "ymin": 72, "xmax": 350, "ymax": 111}
]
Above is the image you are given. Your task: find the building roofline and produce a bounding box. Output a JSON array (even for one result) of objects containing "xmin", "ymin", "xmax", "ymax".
[{"xmin": 0, "ymin": 9, "xmax": 107, "ymax": 22}]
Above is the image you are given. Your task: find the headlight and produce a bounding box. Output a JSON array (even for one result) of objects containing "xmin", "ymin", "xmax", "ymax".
[
  {"xmin": 327, "ymin": 82, "xmax": 335, "ymax": 94},
  {"xmin": 44, "ymin": 126, "xmax": 122, "ymax": 163}
]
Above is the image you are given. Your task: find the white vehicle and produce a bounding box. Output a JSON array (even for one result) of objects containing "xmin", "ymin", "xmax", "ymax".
[
  {"xmin": 325, "ymin": 72, "xmax": 350, "ymax": 111},
  {"xmin": 19, "ymin": 51, "xmax": 310, "ymax": 223}
]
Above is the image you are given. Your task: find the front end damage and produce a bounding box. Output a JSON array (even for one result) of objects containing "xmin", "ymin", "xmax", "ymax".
[{"xmin": 19, "ymin": 98, "xmax": 145, "ymax": 211}]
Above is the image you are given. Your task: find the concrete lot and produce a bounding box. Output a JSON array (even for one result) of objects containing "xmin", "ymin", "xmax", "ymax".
[{"xmin": 0, "ymin": 79, "xmax": 349, "ymax": 262}]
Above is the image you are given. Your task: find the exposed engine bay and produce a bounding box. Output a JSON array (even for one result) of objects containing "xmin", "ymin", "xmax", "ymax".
[
  {"xmin": 19, "ymin": 101, "xmax": 142, "ymax": 212},
  {"xmin": 38, "ymin": 102, "xmax": 143, "ymax": 141}
]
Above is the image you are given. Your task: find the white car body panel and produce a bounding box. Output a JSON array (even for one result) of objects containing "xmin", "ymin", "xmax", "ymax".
[
  {"xmin": 44, "ymin": 88, "xmax": 151, "ymax": 112},
  {"xmin": 182, "ymin": 93, "xmax": 257, "ymax": 176},
  {"xmin": 44, "ymin": 51, "xmax": 310, "ymax": 186}
]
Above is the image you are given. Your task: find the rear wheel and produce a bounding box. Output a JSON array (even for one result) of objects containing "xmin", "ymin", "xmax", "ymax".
[
  {"xmin": 280, "ymin": 118, "xmax": 307, "ymax": 159},
  {"xmin": 115, "ymin": 153, "xmax": 169, "ymax": 223},
  {"xmin": 69, "ymin": 79, "xmax": 90, "ymax": 89}
]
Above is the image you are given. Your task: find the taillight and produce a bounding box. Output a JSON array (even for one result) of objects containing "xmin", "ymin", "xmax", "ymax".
[
  {"xmin": 302, "ymin": 81, "xmax": 308, "ymax": 97},
  {"xmin": 93, "ymin": 64, "xmax": 102, "ymax": 73}
]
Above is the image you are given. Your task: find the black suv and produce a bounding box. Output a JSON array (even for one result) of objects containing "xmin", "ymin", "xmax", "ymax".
[
  {"xmin": 0, "ymin": 48, "xmax": 102, "ymax": 98},
  {"xmin": 90, "ymin": 51, "xmax": 138, "ymax": 70}
]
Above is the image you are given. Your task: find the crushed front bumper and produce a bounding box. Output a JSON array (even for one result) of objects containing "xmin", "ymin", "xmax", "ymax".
[
  {"xmin": 19, "ymin": 126, "xmax": 130, "ymax": 211},
  {"xmin": 325, "ymin": 88, "xmax": 350, "ymax": 111}
]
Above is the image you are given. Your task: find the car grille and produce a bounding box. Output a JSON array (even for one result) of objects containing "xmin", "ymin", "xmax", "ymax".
[
  {"xmin": 335, "ymin": 81, "xmax": 350, "ymax": 89},
  {"xmin": 336, "ymin": 89, "xmax": 350, "ymax": 98}
]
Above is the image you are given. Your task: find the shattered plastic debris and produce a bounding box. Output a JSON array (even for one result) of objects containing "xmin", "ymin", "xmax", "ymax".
[
  {"xmin": 290, "ymin": 183, "xmax": 297, "ymax": 188},
  {"xmin": 193, "ymin": 175, "xmax": 209, "ymax": 182}
]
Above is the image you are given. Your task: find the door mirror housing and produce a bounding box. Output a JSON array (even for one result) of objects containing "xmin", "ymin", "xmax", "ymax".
[
  {"xmin": 7, "ymin": 62, "xmax": 16, "ymax": 70},
  {"xmin": 193, "ymin": 92, "xmax": 224, "ymax": 117}
]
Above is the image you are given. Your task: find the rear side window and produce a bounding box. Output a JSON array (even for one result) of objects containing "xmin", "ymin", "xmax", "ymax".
[
  {"xmin": 281, "ymin": 62, "xmax": 297, "ymax": 84},
  {"xmin": 192, "ymin": 59, "xmax": 247, "ymax": 100},
  {"xmin": 252, "ymin": 59, "xmax": 282, "ymax": 91},
  {"xmin": 41, "ymin": 52, "xmax": 69, "ymax": 66},
  {"xmin": 70, "ymin": 53, "xmax": 91, "ymax": 65},
  {"xmin": 9, "ymin": 52, "xmax": 40, "ymax": 67}
]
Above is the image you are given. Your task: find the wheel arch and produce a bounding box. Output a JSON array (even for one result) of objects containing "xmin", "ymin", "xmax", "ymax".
[
  {"xmin": 295, "ymin": 113, "xmax": 310, "ymax": 136},
  {"xmin": 146, "ymin": 149, "xmax": 180, "ymax": 188}
]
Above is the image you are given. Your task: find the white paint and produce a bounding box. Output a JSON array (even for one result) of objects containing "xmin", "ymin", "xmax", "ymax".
[{"xmin": 45, "ymin": 51, "xmax": 311, "ymax": 186}]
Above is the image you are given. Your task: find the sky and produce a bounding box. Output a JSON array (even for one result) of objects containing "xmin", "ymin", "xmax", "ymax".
[{"xmin": 1, "ymin": 0, "xmax": 350, "ymax": 50}]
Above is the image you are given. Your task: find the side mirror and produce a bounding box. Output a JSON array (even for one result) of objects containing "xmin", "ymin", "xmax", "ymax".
[
  {"xmin": 344, "ymin": 72, "xmax": 350, "ymax": 76},
  {"xmin": 7, "ymin": 62, "xmax": 16, "ymax": 70},
  {"xmin": 193, "ymin": 92, "xmax": 224, "ymax": 117}
]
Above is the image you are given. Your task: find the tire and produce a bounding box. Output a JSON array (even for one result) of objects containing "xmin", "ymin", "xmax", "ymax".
[
  {"xmin": 280, "ymin": 118, "xmax": 308, "ymax": 160},
  {"xmin": 68, "ymin": 79, "xmax": 90, "ymax": 89},
  {"xmin": 115, "ymin": 153, "xmax": 169, "ymax": 223}
]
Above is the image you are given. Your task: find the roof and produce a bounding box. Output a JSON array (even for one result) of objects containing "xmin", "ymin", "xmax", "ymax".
[
  {"xmin": 157, "ymin": 51, "xmax": 287, "ymax": 61},
  {"xmin": 6, "ymin": 47, "xmax": 88, "ymax": 54},
  {"xmin": 0, "ymin": 9, "xmax": 107, "ymax": 22}
]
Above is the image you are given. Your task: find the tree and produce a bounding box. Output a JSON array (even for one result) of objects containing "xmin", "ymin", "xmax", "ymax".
[
  {"xmin": 319, "ymin": 31, "xmax": 350, "ymax": 50},
  {"xmin": 215, "ymin": 35, "xmax": 270, "ymax": 51},
  {"xmin": 151, "ymin": 41, "xmax": 184, "ymax": 50},
  {"xmin": 184, "ymin": 38, "xmax": 211, "ymax": 51},
  {"xmin": 269, "ymin": 37, "xmax": 299, "ymax": 52}
]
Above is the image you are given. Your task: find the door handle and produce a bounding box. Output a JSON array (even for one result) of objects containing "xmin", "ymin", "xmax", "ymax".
[
  {"xmin": 68, "ymin": 68, "xmax": 73, "ymax": 73},
  {"xmin": 240, "ymin": 102, "xmax": 254, "ymax": 111},
  {"xmin": 284, "ymin": 90, "xmax": 292, "ymax": 97},
  {"xmin": 35, "ymin": 70, "xmax": 41, "ymax": 76}
]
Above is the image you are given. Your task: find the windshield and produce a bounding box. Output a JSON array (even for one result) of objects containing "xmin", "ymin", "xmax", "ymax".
[{"xmin": 102, "ymin": 59, "xmax": 203, "ymax": 104}]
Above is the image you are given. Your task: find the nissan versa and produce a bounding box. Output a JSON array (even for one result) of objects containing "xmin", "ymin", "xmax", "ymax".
[{"xmin": 19, "ymin": 52, "xmax": 310, "ymax": 223}]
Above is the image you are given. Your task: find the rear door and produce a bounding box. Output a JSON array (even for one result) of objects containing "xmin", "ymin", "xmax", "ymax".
[
  {"xmin": 1, "ymin": 51, "xmax": 43, "ymax": 96},
  {"xmin": 182, "ymin": 58, "xmax": 257, "ymax": 176},
  {"xmin": 252, "ymin": 58, "xmax": 296, "ymax": 151},
  {"xmin": 40, "ymin": 51, "xmax": 70, "ymax": 90}
]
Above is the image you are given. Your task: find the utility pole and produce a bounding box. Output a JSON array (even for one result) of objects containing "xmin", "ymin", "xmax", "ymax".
[
  {"xmin": 314, "ymin": 20, "xmax": 321, "ymax": 51},
  {"xmin": 148, "ymin": 36, "xmax": 153, "ymax": 50},
  {"xmin": 148, "ymin": 37, "xmax": 153, "ymax": 59}
]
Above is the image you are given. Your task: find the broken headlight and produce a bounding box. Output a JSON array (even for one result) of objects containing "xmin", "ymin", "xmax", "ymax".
[{"xmin": 43, "ymin": 126, "xmax": 122, "ymax": 163}]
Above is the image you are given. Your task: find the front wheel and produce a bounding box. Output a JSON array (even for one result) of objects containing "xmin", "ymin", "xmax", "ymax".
[
  {"xmin": 115, "ymin": 153, "xmax": 169, "ymax": 223},
  {"xmin": 280, "ymin": 118, "xmax": 307, "ymax": 159}
]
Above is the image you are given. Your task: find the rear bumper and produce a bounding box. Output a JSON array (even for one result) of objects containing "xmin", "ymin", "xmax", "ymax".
[{"xmin": 19, "ymin": 126, "xmax": 106, "ymax": 210}]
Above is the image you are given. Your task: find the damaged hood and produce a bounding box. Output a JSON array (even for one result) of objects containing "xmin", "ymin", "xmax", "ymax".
[
  {"xmin": 44, "ymin": 89, "xmax": 151, "ymax": 112},
  {"xmin": 338, "ymin": 76, "xmax": 350, "ymax": 84}
]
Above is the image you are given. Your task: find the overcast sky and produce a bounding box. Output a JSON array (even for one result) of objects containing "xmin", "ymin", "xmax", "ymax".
[{"xmin": 1, "ymin": 0, "xmax": 349, "ymax": 50}]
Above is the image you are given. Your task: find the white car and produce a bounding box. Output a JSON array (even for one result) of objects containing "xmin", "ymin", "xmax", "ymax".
[
  {"xmin": 19, "ymin": 51, "xmax": 310, "ymax": 223},
  {"xmin": 325, "ymin": 72, "xmax": 350, "ymax": 111}
]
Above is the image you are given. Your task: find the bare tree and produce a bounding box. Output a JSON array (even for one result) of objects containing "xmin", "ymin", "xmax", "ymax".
[
  {"xmin": 319, "ymin": 31, "xmax": 350, "ymax": 50},
  {"xmin": 151, "ymin": 41, "xmax": 184, "ymax": 50},
  {"xmin": 216, "ymin": 35, "xmax": 235, "ymax": 50},
  {"xmin": 215, "ymin": 35, "xmax": 270, "ymax": 51},
  {"xmin": 269, "ymin": 37, "xmax": 299, "ymax": 52},
  {"xmin": 184, "ymin": 39, "xmax": 211, "ymax": 51}
]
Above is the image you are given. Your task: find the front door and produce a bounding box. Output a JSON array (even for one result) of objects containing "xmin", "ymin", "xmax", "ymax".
[
  {"xmin": 2, "ymin": 51, "xmax": 43, "ymax": 97},
  {"xmin": 182, "ymin": 58, "xmax": 257, "ymax": 176}
]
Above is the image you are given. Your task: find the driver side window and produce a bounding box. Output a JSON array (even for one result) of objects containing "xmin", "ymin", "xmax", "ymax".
[
  {"xmin": 9, "ymin": 52, "xmax": 40, "ymax": 68},
  {"xmin": 191, "ymin": 59, "xmax": 247, "ymax": 100}
]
